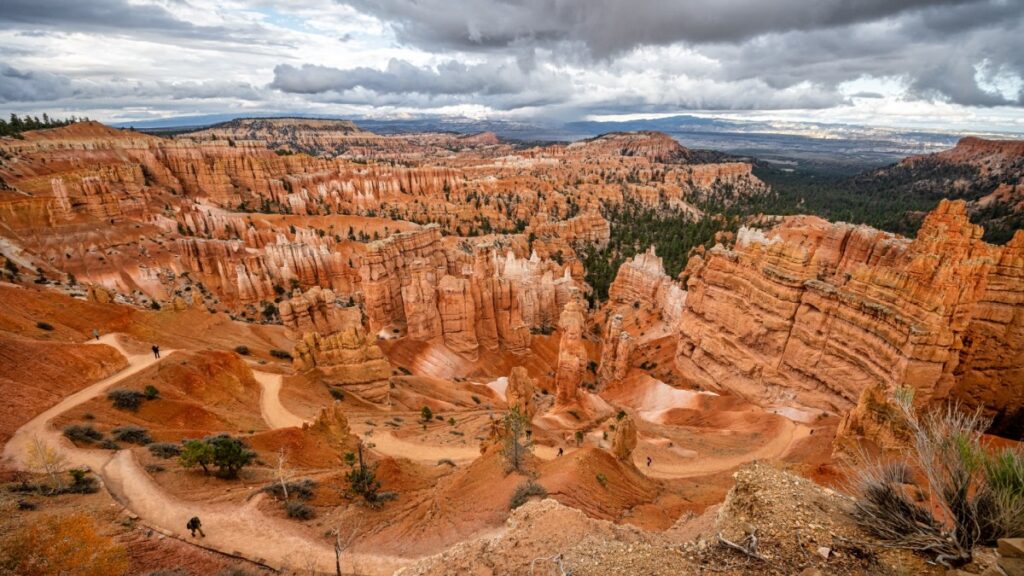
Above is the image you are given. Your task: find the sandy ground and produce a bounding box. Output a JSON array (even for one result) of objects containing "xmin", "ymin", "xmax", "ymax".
[{"xmin": 3, "ymin": 334, "xmax": 410, "ymax": 575}]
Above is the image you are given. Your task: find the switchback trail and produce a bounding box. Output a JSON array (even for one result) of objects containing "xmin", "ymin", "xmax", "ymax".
[{"xmin": 2, "ymin": 334, "xmax": 408, "ymax": 575}]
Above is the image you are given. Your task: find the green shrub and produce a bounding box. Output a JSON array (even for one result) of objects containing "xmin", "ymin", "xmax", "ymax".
[
  {"xmin": 509, "ymin": 481, "xmax": 547, "ymax": 509},
  {"xmin": 180, "ymin": 435, "xmax": 255, "ymax": 479},
  {"xmin": 596, "ymin": 473, "xmax": 608, "ymax": 488},
  {"xmin": 420, "ymin": 406, "xmax": 433, "ymax": 422},
  {"xmin": 99, "ymin": 439, "xmax": 121, "ymax": 450},
  {"xmin": 63, "ymin": 424, "xmax": 103, "ymax": 444},
  {"xmin": 285, "ymin": 501, "xmax": 315, "ymax": 520},
  {"xmin": 143, "ymin": 385, "xmax": 160, "ymax": 400},
  {"xmin": 262, "ymin": 479, "xmax": 317, "ymax": 500},
  {"xmin": 35, "ymin": 321, "xmax": 54, "ymax": 331},
  {"xmin": 852, "ymin": 395, "xmax": 1024, "ymax": 567},
  {"xmin": 107, "ymin": 389, "xmax": 144, "ymax": 411},
  {"xmin": 65, "ymin": 468, "xmax": 98, "ymax": 494},
  {"xmin": 148, "ymin": 442, "xmax": 181, "ymax": 459},
  {"xmin": 234, "ymin": 345, "xmax": 251, "ymax": 356},
  {"xmin": 269, "ymin": 349, "xmax": 292, "ymax": 360},
  {"xmin": 112, "ymin": 425, "xmax": 152, "ymax": 445}
]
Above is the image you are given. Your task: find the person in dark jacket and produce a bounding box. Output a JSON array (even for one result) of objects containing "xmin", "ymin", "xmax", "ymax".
[{"xmin": 187, "ymin": 516, "xmax": 205, "ymax": 537}]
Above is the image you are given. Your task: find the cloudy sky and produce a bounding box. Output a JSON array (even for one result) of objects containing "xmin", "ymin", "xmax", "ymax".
[{"xmin": 1, "ymin": 0, "xmax": 1022, "ymax": 132}]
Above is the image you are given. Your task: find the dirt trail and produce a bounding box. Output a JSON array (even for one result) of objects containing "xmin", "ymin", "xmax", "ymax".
[
  {"xmin": 362, "ymin": 430, "xmax": 483, "ymax": 464},
  {"xmin": 252, "ymin": 370, "xmax": 308, "ymax": 429},
  {"xmin": 2, "ymin": 334, "xmax": 408, "ymax": 575},
  {"xmin": 635, "ymin": 419, "xmax": 810, "ymax": 479}
]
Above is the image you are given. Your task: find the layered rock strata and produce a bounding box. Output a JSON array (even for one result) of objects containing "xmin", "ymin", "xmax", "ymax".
[
  {"xmin": 292, "ymin": 308, "xmax": 392, "ymax": 403},
  {"xmin": 675, "ymin": 200, "xmax": 1024, "ymax": 418}
]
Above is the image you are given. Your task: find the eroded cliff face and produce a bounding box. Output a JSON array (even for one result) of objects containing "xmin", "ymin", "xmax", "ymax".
[
  {"xmin": 674, "ymin": 200, "xmax": 1024, "ymax": 420},
  {"xmin": 1, "ymin": 121, "xmax": 763, "ymax": 364},
  {"xmin": 607, "ymin": 247, "xmax": 687, "ymax": 328},
  {"xmin": 292, "ymin": 307, "xmax": 392, "ymax": 404}
]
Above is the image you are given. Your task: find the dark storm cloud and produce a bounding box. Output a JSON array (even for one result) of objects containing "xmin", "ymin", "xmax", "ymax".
[
  {"xmin": 328, "ymin": 0, "xmax": 1023, "ymax": 109},
  {"xmin": 272, "ymin": 60, "xmax": 514, "ymax": 95},
  {"xmin": 0, "ymin": 65, "xmax": 74, "ymax": 102},
  {"xmin": 0, "ymin": 64, "xmax": 263, "ymax": 103},
  {"xmin": 0, "ymin": 0, "xmax": 257, "ymax": 42},
  {"xmin": 336, "ymin": 0, "xmax": 984, "ymax": 56}
]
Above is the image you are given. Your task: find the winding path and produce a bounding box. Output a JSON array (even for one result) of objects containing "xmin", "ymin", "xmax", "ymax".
[
  {"xmin": 2, "ymin": 333, "xmax": 812, "ymax": 573},
  {"xmin": 2, "ymin": 334, "xmax": 407, "ymax": 576}
]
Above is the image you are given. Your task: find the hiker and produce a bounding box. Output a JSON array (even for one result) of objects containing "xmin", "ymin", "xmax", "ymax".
[
  {"xmin": 92, "ymin": 328, "xmax": 100, "ymax": 341},
  {"xmin": 557, "ymin": 447, "xmax": 564, "ymax": 457},
  {"xmin": 646, "ymin": 456, "xmax": 652, "ymax": 467},
  {"xmin": 151, "ymin": 344, "xmax": 160, "ymax": 359},
  {"xmin": 186, "ymin": 516, "xmax": 205, "ymax": 538}
]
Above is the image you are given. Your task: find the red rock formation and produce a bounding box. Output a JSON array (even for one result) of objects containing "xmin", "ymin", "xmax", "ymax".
[
  {"xmin": 302, "ymin": 401, "xmax": 361, "ymax": 451},
  {"xmin": 292, "ymin": 308, "xmax": 392, "ymax": 404},
  {"xmin": 607, "ymin": 247, "xmax": 686, "ymax": 327},
  {"xmin": 279, "ymin": 286, "xmax": 347, "ymax": 338},
  {"xmin": 675, "ymin": 200, "xmax": 1023, "ymax": 418},
  {"xmin": 505, "ymin": 366, "xmax": 536, "ymax": 418},
  {"xmin": 554, "ymin": 298, "xmax": 589, "ymax": 406},
  {"xmin": 436, "ymin": 275, "xmax": 478, "ymax": 358},
  {"xmin": 401, "ymin": 258, "xmax": 443, "ymax": 340},
  {"xmin": 611, "ymin": 415, "xmax": 638, "ymax": 461},
  {"xmin": 598, "ymin": 314, "xmax": 634, "ymax": 386}
]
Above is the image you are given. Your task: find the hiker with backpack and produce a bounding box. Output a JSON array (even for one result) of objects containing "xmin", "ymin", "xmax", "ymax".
[{"xmin": 187, "ymin": 516, "xmax": 205, "ymax": 538}]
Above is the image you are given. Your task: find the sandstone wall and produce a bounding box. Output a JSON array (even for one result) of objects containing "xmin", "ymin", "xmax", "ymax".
[{"xmin": 675, "ymin": 200, "xmax": 1024, "ymax": 418}]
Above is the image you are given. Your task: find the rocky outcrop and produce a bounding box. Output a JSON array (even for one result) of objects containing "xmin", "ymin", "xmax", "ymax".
[
  {"xmin": 611, "ymin": 415, "xmax": 638, "ymax": 462},
  {"xmin": 436, "ymin": 275, "xmax": 478, "ymax": 358},
  {"xmin": 279, "ymin": 286, "xmax": 347, "ymax": 338},
  {"xmin": 675, "ymin": 200, "xmax": 1024, "ymax": 418},
  {"xmin": 303, "ymin": 401, "xmax": 361, "ymax": 451},
  {"xmin": 607, "ymin": 247, "xmax": 686, "ymax": 327},
  {"xmin": 554, "ymin": 298, "xmax": 589, "ymax": 406},
  {"xmin": 505, "ymin": 366, "xmax": 536, "ymax": 418},
  {"xmin": 292, "ymin": 308, "xmax": 391, "ymax": 404},
  {"xmin": 360, "ymin": 226, "xmax": 447, "ymax": 332},
  {"xmin": 598, "ymin": 314, "xmax": 634, "ymax": 386},
  {"xmin": 401, "ymin": 258, "xmax": 443, "ymax": 340}
]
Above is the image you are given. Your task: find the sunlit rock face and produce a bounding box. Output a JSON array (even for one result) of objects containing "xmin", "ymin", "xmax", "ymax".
[{"xmin": 675, "ymin": 199, "xmax": 1024, "ymax": 419}]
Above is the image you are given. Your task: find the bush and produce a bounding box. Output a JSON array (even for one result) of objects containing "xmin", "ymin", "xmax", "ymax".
[
  {"xmin": 596, "ymin": 473, "xmax": 608, "ymax": 488},
  {"xmin": 329, "ymin": 388, "xmax": 345, "ymax": 401},
  {"xmin": 107, "ymin": 389, "xmax": 144, "ymax": 411},
  {"xmin": 285, "ymin": 501, "xmax": 315, "ymax": 520},
  {"xmin": 99, "ymin": 439, "xmax": 121, "ymax": 450},
  {"xmin": 852, "ymin": 394, "xmax": 1024, "ymax": 567},
  {"xmin": 63, "ymin": 424, "xmax": 103, "ymax": 444},
  {"xmin": 148, "ymin": 443, "xmax": 181, "ymax": 458},
  {"xmin": 420, "ymin": 406, "xmax": 433, "ymax": 423},
  {"xmin": 269, "ymin": 349, "xmax": 292, "ymax": 360},
  {"xmin": 143, "ymin": 385, "xmax": 160, "ymax": 400},
  {"xmin": 262, "ymin": 479, "xmax": 317, "ymax": 501},
  {"xmin": 35, "ymin": 321, "xmax": 54, "ymax": 331},
  {"xmin": 509, "ymin": 481, "xmax": 547, "ymax": 509},
  {"xmin": 65, "ymin": 468, "xmax": 99, "ymax": 494},
  {"xmin": 180, "ymin": 435, "xmax": 255, "ymax": 478},
  {"xmin": 233, "ymin": 345, "xmax": 250, "ymax": 356},
  {"xmin": 112, "ymin": 426, "xmax": 152, "ymax": 445}
]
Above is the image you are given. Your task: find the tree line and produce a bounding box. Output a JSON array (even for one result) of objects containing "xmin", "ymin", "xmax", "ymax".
[{"xmin": 0, "ymin": 114, "xmax": 86, "ymax": 138}]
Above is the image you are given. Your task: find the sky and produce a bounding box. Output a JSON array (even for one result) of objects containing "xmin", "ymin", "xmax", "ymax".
[{"xmin": 0, "ymin": 0, "xmax": 1023, "ymax": 133}]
